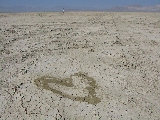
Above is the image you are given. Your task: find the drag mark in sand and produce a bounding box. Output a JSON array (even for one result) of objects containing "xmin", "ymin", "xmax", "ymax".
[{"xmin": 34, "ymin": 72, "xmax": 101, "ymax": 105}]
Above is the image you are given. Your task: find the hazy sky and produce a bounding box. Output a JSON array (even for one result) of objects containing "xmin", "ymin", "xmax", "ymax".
[{"xmin": 0, "ymin": 0, "xmax": 159, "ymax": 8}]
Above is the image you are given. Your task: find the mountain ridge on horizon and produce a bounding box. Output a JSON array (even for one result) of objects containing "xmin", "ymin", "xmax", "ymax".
[{"xmin": 0, "ymin": 4, "xmax": 160, "ymax": 13}]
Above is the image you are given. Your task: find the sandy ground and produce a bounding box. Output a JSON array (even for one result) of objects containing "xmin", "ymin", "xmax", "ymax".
[{"xmin": 0, "ymin": 12, "xmax": 160, "ymax": 119}]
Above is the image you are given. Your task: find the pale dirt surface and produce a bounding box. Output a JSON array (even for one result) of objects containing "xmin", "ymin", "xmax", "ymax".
[{"xmin": 0, "ymin": 12, "xmax": 160, "ymax": 119}]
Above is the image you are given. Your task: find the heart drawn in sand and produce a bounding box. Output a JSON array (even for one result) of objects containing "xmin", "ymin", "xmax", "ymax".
[{"xmin": 34, "ymin": 72, "xmax": 101, "ymax": 105}]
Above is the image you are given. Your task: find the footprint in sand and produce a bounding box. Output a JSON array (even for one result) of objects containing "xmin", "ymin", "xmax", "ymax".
[{"xmin": 34, "ymin": 72, "xmax": 101, "ymax": 105}]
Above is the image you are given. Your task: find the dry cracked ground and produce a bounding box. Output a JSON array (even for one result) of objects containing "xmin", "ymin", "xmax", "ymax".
[{"xmin": 0, "ymin": 12, "xmax": 160, "ymax": 120}]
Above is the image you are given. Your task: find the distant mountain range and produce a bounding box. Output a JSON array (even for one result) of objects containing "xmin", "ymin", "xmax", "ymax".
[
  {"xmin": 108, "ymin": 5, "xmax": 160, "ymax": 12},
  {"xmin": 0, "ymin": 5, "xmax": 160, "ymax": 12}
]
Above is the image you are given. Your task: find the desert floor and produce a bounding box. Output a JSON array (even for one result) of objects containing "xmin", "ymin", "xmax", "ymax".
[{"xmin": 0, "ymin": 12, "xmax": 160, "ymax": 119}]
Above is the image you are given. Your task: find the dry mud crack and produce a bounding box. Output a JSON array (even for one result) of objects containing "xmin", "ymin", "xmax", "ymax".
[{"xmin": 0, "ymin": 12, "xmax": 160, "ymax": 119}]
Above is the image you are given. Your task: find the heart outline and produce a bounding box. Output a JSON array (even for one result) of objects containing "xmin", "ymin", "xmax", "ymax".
[{"xmin": 34, "ymin": 72, "xmax": 101, "ymax": 105}]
